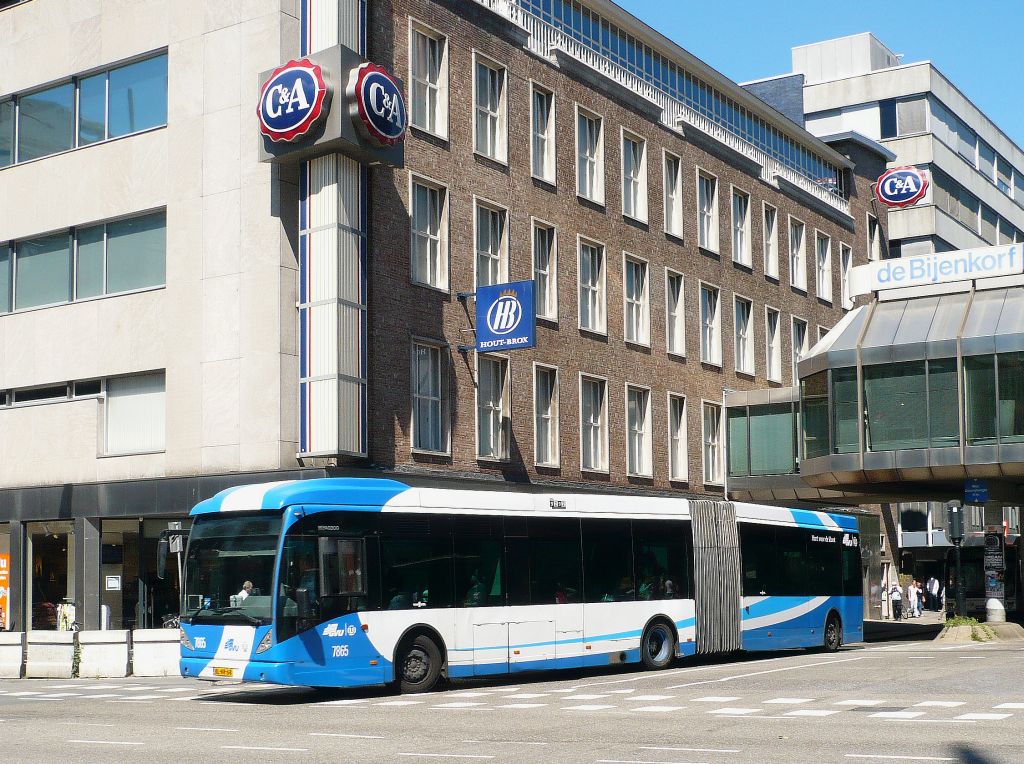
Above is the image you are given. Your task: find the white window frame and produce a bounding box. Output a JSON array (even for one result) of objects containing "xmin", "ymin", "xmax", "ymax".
[
  {"xmin": 410, "ymin": 338, "xmax": 449, "ymax": 455},
  {"xmin": 625, "ymin": 383, "xmax": 653, "ymax": 477},
  {"xmin": 840, "ymin": 243, "xmax": 853, "ymax": 310},
  {"xmin": 733, "ymin": 293, "xmax": 754, "ymax": 376},
  {"xmin": 818, "ymin": 325, "xmax": 829, "ymax": 343},
  {"xmin": 765, "ymin": 305, "xmax": 782, "ymax": 383},
  {"xmin": 620, "ymin": 128, "xmax": 648, "ymax": 223},
  {"xmin": 530, "ymin": 81, "xmax": 555, "ymax": 184},
  {"xmin": 667, "ymin": 392, "xmax": 688, "ymax": 482},
  {"xmin": 577, "ymin": 236, "xmax": 607, "ymax": 335},
  {"xmin": 532, "ymin": 218, "xmax": 558, "ymax": 322},
  {"xmin": 475, "ymin": 353, "xmax": 510, "ymax": 461},
  {"xmin": 408, "ymin": 19, "xmax": 449, "ymax": 139},
  {"xmin": 665, "ymin": 268, "xmax": 685, "ymax": 358},
  {"xmin": 730, "ymin": 185, "xmax": 752, "ymax": 267},
  {"xmin": 473, "ymin": 196, "xmax": 508, "ymax": 288},
  {"xmin": 791, "ymin": 315, "xmax": 809, "ymax": 384},
  {"xmin": 762, "ymin": 201, "xmax": 779, "ymax": 279},
  {"xmin": 696, "ymin": 168, "xmax": 719, "ymax": 252},
  {"xmin": 579, "ymin": 373, "xmax": 609, "ymax": 473},
  {"xmin": 815, "ymin": 229, "xmax": 832, "ymax": 303},
  {"xmin": 622, "ymin": 252, "xmax": 650, "ymax": 346},
  {"xmin": 575, "ymin": 104, "xmax": 605, "ymax": 205},
  {"xmin": 472, "ymin": 51, "xmax": 508, "ymax": 164},
  {"xmin": 699, "ymin": 281, "xmax": 722, "ymax": 367},
  {"xmin": 701, "ymin": 400, "xmax": 724, "ymax": 486},
  {"xmin": 663, "ymin": 149, "xmax": 683, "ymax": 237},
  {"xmin": 868, "ymin": 212, "xmax": 882, "ymax": 262},
  {"xmin": 408, "ymin": 172, "xmax": 449, "ymax": 291},
  {"xmin": 533, "ymin": 362, "xmax": 560, "ymax": 467},
  {"xmin": 788, "ymin": 215, "xmax": 807, "ymax": 291}
]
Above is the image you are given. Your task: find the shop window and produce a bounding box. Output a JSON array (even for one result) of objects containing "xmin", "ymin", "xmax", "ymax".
[
  {"xmin": 832, "ymin": 367, "xmax": 859, "ymax": 453},
  {"xmin": 27, "ymin": 521, "xmax": 74, "ymax": 631},
  {"xmin": 802, "ymin": 372, "xmax": 829, "ymax": 459},
  {"xmin": 749, "ymin": 403, "xmax": 796, "ymax": 475},
  {"xmin": 965, "ymin": 355, "xmax": 997, "ymax": 445},
  {"xmin": 864, "ymin": 362, "xmax": 927, "ymax": 451},
  {"xmin": 928, "ymin": 358, "xmax": 959, "ymax": 447},
  {"xmin": 0, "ymin": 523, "xmax": 10, "ymax": 631},
  {"xmin": 997, "ymin": 351, "xmax": 1024, "ymax": 443}
]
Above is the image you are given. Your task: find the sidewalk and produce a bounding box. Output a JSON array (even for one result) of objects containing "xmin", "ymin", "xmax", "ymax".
[{"xmin": 864, "ymin": 608, "xmax": 945, "ymax": 642}]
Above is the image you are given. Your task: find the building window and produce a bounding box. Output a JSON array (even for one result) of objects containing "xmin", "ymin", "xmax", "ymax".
[
  {"xmin": 531, "ymin": 84, "xmax": 555, "ymax": 182},
  {"xmin": 697, "ymin": 170, "xmax": 718, "ymax": 251},
  {"xmin": 699, "ymin": 283, "xmax": 722, "ymax": 366},
  {"xmin": 105, "ymin": 372, "xmax": 165, "ymax": 455},
  {"xmin": 734, "ymin": 296, "xmax": 754, "ymax": 375},
  {"xmin": 702, "ymin": 401, "xmax": 723, "ymax": 485},
  {"xmin": 411, "ymin": 342, "xmax": 447, "ymax": 453},
  {"xmin": 665, "ymin": 270, "xmax": 685, "ymax": 357},
  {"xmin": 476, "ymin": 355, "xmax": 509, "ymax": 460},
  {"xmin": 815, "ymin": 231, "xmax": 832, "ymax": 303},
  {"xmin": 663, "ymin": 151, "xmax": 683, "ymax": 237},
  {"xmin": 5, "ymin": 210, "xmax": 166, "ymax": 313},
  {"xmin": 791, "ymin": 317, "xmax": 808, "ymax": 383},
  {"xmin": 621, "ymin": 131, "xmax": 647, "ymax": 221},
  {"xmin": 731, "ymin": 188, "xmax": 751, "ymax": 266},
  {"xmin": 580, "ymin": 375, "xmax": 608, "ymax": 471},
  {"xmin": 626, "ymin": 385, "xmax": 652, "ymax": 477},
  {"xmin": 534, "ymin": 365, "xmax": 559, "ymax": 466},
  {"xmin": 533, "ymin": 222, "xmax": 557, "ymax": 320},
  {"xmin": 623, "ymin": 255, "xmax": 649, "ymax": 345},
  {"xmin": 668, "ymin": 394, "xmax": 687, "ymax": 481},
  {"xmin": 473, "ymin": 56, "xmax": 506, "ymax": 162},
  {"xmin": 763, "ymin": 203, "xmax": 778, "ymax": 279},
  {"xmin": 475, "ymin": 201, "xmax": 507, "ymax": 287},
  {"xmin": 765, "ymin": 307, "xmax": 782, "ymax": 383},
  {"xmin": 410, "ymin": 26, "xmax": 448, "ymax": 137},
  {"xmin": 576, "ymin": 106, "xmax": 604, "ymax": 203},
  {"xmin": 868, "ymin": 214, "xmax": 882, "ymax": 261},
  {"xmin": 578, "ymin": 239, "xmax": 606, "ymax": 333},
  {"xmin": 8, "ymin": 53, "xmax": 167, "ymax": 166},
  {"xmin": 410, "ymin": 178, "xmax": 447, "ymax": 290},
  {"xmin": 789, "ymin": 217, "xmax": 806, "ymax": 290},
  {"xmin": 840, "ymin": 244, "xmax": 853, "ymax": 310}
]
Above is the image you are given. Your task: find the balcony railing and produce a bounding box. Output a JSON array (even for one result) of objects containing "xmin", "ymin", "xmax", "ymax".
[{"xmin": 472, "ymin": 0, "xmax": 850, "ymax": 217}]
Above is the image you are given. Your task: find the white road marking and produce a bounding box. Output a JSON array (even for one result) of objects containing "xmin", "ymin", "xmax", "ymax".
[
  {"xmin": 641, "ymin": 747, "xmax": 740, "ymax": 754},
  {"xmin": 835, "ymin": 699, "xmax": 887, "ymax": 706},
  {"xmin": 871, "ymin": 712, "xmax": 925, "ymax": 719},
  {"xmin": 462, "ymin": 740, "xmax": 548, "ymax": 746},
  {"xmin": 845, "ymin": 755, "xmax": 956, "ymax": 761},
  {"xmin": 667, "ymin": 657, "xmax": 864, "ymax": 690},
  {"xmin": 449, "ymin": 691, "xmax": 494, "ymax": 698},
  {"xmin": 607, "ymin": 689, "xmax": 636, "ymax": 694},
  {"xmin": 158, "ymin": 688, "xmax": 195, "ymax": 693},
  {"xmin": 994, "ymin": 703, "xmax": 1024, "ymax": 709},
  {"xmin": 80, "ymin": 694, "xmax": 123, "ymax": 699},
  {"xmin": 763, "ymin": 698, "xmax": 813, "ymax": 704},
  {"xmin": 108, "ymin": 700, "xmax": 153, "ymax": 704},
  {"xmin": 504, "ymin": 693, "xmax": 549, "ymax": 699},
  {"xmin": 955, "ymin": 713, "xmax": 1012, "ymax": 720},
  {"xmin": 597, "ymin": 760, "xmax": 708, "ymax": 764},
  {"xmin": 562, "ymin": 694, "xmax": 610, "ymax": 700},
  {"xmin": 176, "ymin": 727, "xmax": 239, "ymax": 732},
  {"xmin": 222, "ymin": 745, "xmax": 309, "ymax": 752},
  {"xmin": 626, "ymin": 695, "xmax": 676, "ymax": 701},
  {"xmin": 433, "ymin": 702, "xmax": 486, "ymax": 708},
  {"xmin": 310, "ymin": 733, "xmax": 385, "ymax": 739},
  {"xmin": 77, "ymin": 685, "xmax": 122, "ymax": 690},
  {"xmin": 67, "ymin": 740, "xmax": 145, "ymax": 746},
  {"xmin": 563, "ymin": 704, "xmax": 617, "ymax": 711},
  {"xmin": 958, "ymin": 657, "xmax": 986, "ymax": 660},
  {"xmin": 44, "ymin": 684, "xmax": 81, "ymax": 689},
  {"xmin": 6, "ymin": 691, "xmax": 41, "ymax": 696},
  {"xmin": 692, "ymin": 696, "xmax": 740, "ymax": 702},
  {"xmin": 633, "ymin": 705, "xmax": 686, "ymax": 712},
  {"xmin": 785, "ymin": 709, "xmax": 842, "ymax": 717},
  {"xmin": 907, "ymin": 657, "xmax": 935, "ymax": 660},
  {"xmin": 375, "ymin": 700, "xmax": 423, "ymax": 706},
  {"xmin": 551, "ymin": 688, "xmax": 581, "ymax": 693},
  {"xmin": 397, "ymin": 754, "xmax": 494, "ymax": 760},
  {"xmin": 319, "ymin": 699, "xmax": 369, "ymax": 705},
  {"xmin": 708, "ymin": 707, "xmax": 760, "ymax": 715},
  {"xmin": 495, "ymin": 703, "xmax": 548, "ymax": 709},
  {"xmin": 914, "ymin": 701, "xmax": 965, "ymax": 708},
  {"xmin": 60, "ymin": 722, "xmax": 115, "ymax": 727}
]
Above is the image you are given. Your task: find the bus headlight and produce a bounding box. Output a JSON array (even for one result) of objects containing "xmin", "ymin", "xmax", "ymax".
[
  {"xmin": 255, "ymin": 631, "xmax": 273, "ymax": 654},
  {"xmin": 180, "ymin": 629, "xmax": 194, "ymax": 651}
]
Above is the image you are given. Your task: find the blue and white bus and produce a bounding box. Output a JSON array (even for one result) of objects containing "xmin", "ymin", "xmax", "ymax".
[{"xmin": 177, "ymin": 478, "xmax": 862, "ymax": 692}]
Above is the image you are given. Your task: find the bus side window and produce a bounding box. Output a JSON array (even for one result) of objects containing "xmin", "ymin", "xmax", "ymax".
[
  {"xmin": 453, "ymin": 516, "xmax": 504, "ymax": 607},
  {"xmin": 739, "ymin": 524, "xmax": 776, "ymax": 597},
  {"xmin": 318, "ymin": 537, "xmax": 368, "ymax": 621},
  {"xmin": 632, "ymin": 519, "xmax": 690, "ymax": 600},
  {"xmin": 528, "ymin": 517, "xmax": 581, "ymax": 605},
  {"xmin": 582, "ymin": 519, "xmax": 634, "ymax": 603}
]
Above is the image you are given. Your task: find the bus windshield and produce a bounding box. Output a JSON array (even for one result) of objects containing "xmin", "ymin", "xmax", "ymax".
[{"xmin": 183, "ymin": 513, "xmax": 282, "ymax": 625}]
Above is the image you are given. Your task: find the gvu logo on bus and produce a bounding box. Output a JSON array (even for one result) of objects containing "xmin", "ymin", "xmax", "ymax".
[
  {"xmin": 350, "ymin": 62, "xmax": 407, "ymax": 147},
  {"xmin": 223, "ymin": 638, "xmax": 249, "ymax": 653},
  {"xmin": 486, "ymin": 289, "xmax": 523, "ymax": 336},
  {"xmin": 875, "ymin": 166, "xmax": 929, "ymax": 208},
  {"xmin": 322, "ymin": 623, "xmax": 358, "ymax": 638},
  {"xmin": 257, "ymin": 59, "xmax": 328, "ymax": 142}
]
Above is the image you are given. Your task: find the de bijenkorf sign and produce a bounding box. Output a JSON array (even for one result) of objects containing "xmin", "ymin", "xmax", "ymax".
[
  {"xmin": 349, "ymin": 62, "xmax": 407, "ymax": 147},
  {"xmin": 875, "ymin": 166, "xmax": 929, "ymax": 208},
  {"xmin": 476, "ymin": 281, "xmax": 535, "ymax": 352},
  {"xmin": 258, "ymin": 59, "xmax": 329, "ymax": 142}
]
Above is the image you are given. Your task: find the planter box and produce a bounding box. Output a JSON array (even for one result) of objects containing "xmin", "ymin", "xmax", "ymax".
[
  {"xmin": 25, "ymin": 631, "xmax": 74, "ymax": 679},
  {"xmin": 0, "ymin": 632, "xmax": 24, "ymax": 678},
  {"xmin": 131, "ymin": 628, "xmax": 180, "ymax": 677},
  {"xmin": 78, "ymin": 630, "xmax": 130, "ymax": 678}
]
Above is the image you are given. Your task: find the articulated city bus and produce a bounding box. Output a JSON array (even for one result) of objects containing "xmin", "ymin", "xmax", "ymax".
[{"xmin": 177, "ymin": 478, "xmax": 862, "ymax": 692}]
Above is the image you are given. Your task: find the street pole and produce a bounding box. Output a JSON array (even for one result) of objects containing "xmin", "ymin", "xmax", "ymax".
[
  {"xmin": 953, "ymin": 538, "xmax": 966, "ymax": 617},
  {"xmin": 947, "ymin": 501, "xmax": 965, "ymax": 618}
]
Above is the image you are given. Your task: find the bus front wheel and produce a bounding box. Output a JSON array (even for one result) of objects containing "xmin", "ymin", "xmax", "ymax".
[
  {"xmin": 640, "ymin": 620, "xmax": 676, "ymax": 670},
  {"xmin": 397, "ymin": 635, "xmax": 443, "ymax": 693},
  {"xmin": 823, "ymin": 614, "xmax": 842, "ymax": 653}
]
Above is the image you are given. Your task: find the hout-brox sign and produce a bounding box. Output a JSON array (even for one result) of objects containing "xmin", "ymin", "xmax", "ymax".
[
  {"xmin": 475, "ymin": 281, "xmax": 536, "ymax": 352},
  {"xmin": 850, "ymin": 243, "xmax": 1022, "ymax": 295}
]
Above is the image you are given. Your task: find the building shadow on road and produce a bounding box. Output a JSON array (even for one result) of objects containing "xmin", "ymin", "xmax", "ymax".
[{"xmin": 952, "ymin": 745, "xmax": 997, "ymax": 763}]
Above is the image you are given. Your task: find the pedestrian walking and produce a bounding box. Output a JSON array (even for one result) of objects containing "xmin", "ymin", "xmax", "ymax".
[
  {"xmin": 890, "ymin": 582, "xmax": 903, "ymax": 620},
  {"xmin": 907, "ymin": 580, "xmax": 918, "ymax": 618},
  {"xmin": 916, "ymin": 581, "xmax": 925, "ymax": 617},
  {"xmin": 927, "ymin": 576, "xmax": 940, "ymax": 611}
]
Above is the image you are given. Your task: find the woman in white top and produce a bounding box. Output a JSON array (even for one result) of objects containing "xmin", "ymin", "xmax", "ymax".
[{"xmin": 907, "ymin": 580, "xmax": 918, "ymax": 618}]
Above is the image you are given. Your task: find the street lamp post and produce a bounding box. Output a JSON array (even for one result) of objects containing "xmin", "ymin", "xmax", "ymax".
[{"xmin": 947, "ymin": 501, "xmax": 966, "ymax": 617}]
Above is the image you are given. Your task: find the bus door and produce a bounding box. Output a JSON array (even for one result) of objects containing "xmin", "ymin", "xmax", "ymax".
[{"xmin": 691, "ymin": 501, "xmax": 741, "ymax": 654}]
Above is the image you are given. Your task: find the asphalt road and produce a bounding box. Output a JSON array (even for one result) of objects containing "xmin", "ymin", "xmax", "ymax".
[{"xmin": 2, "ymin": 639, "xmax": 1023, "ymax": 763}]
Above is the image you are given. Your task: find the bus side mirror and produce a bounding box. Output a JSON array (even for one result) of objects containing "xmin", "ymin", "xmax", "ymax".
[
  {"xmin": 296, "ymin": 588, "xmax": 313, "ymax": 619},
  {"xmin": 156, "ymin": 538, "xmax": 169, "ymax": 580}
]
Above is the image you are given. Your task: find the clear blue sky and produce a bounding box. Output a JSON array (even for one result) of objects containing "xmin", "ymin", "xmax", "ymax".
[{"xmin": 616, "ymin": 0, "xmax": 1024, "ymax": 147}]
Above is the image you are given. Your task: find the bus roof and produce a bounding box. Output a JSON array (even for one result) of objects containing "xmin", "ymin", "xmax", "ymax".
[{"xmin": 190, "ymin": 478, "xmax": 859, "ymax": 531}]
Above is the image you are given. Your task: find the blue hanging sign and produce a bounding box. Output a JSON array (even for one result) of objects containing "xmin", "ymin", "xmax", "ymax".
[
  {"xmin": 965, "ymin": 478, "xmax": 988, "ymax": 504},
  {"xmin": 475, "ymin": 280, "xmax": 536, "ymax": 352}
]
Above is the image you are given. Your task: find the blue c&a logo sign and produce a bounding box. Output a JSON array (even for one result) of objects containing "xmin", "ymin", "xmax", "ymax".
[
  {"xmin": 875, "ymin": 166, "xmax": 929, "ymax": 208},
  {"xmin": 257, "ymin": 59, "xmax": 329, "ymax": 143},
  {"xmin": 349, "ymin": 63, "xmax": 407, "ymax": 147},
  {"xmin": 476, "ymin": 281, "xmax": 536, "ymax": 352}
]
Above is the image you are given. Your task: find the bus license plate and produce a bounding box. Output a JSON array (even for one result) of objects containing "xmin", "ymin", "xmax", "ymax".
[{"xmin": 213, "ymin": 667, "xmax": 234, "ymax": 678}]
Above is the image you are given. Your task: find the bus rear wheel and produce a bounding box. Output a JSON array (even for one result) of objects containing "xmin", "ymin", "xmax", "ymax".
[
  {"xmin": 823, "ymin": 614, "xmax": 842, "ymax": 653},
  {"xmin": 640, "ymin": 620, "xmax": 676, "ymax": 670},
  {"xmin": 397, "ymin": 635, "xmax": 443, "ymax": 693}
]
